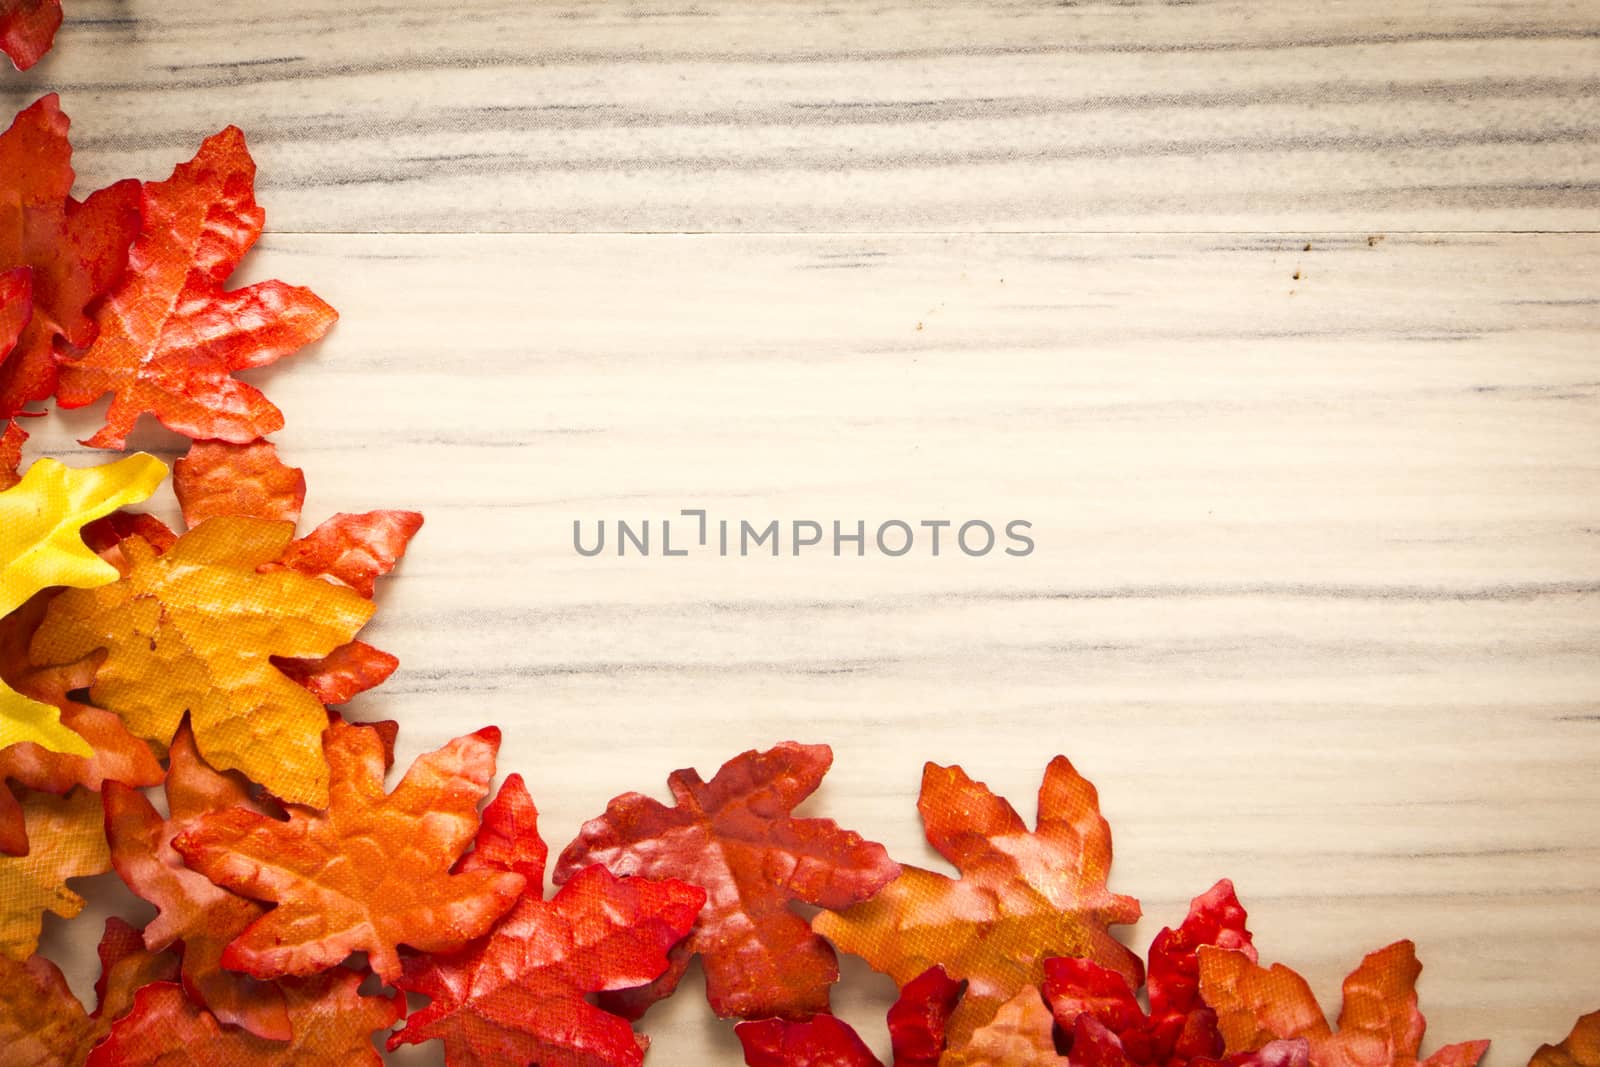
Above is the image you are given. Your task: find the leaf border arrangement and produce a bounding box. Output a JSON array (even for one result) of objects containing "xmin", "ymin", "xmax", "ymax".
[{"xmin": 1, "ymin": 56, "xmax": 1596, "ymax": 1067}]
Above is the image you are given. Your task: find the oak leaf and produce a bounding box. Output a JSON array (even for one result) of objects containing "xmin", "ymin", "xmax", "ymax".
[
  {"xmin": 103, "ymin": 722, "xmax": 290, "ymax": 1038},
  {"xmin": 0, "ymin": 95, "xmax": 141, "ymax": 417},
  {"xmin": 85, "ymin": 970, "xmax": 404, "ymax": 1067},
  {"xmin": 0, "ymin": 0, "xmax": 61, "ymax": 70},
  {"xmin": 172, "ymin": 438, "xmax": 306, "ymax": 527},
  {"xmin": 1046, "ymin": 878, "xmax": 1255, "ymax": 1067},
  {"xmin": 1532, "ymin": 1012, "xmax": 1600, "ymax": 1067},
  {"xmin": 813, "ymin": 756, "xmax": 1142, "ymax": 1054},
  {"xmin": 1198, "ymin": 940, "xmax": 1488, "ymax": 1067},
  {"xmin": 390, "ymin": 773, "xmax": 707, "ymax": 1067},
  {"xmin": 30, "ymin": 514, "xmax": 377, "ymax": 806},
  {"xmin": 555, "ymin": 742, "xmax": 901, "ymax": 1020},
  {"xmin": 0, "ymin": 787, "xmax": 108, "ymax": 959},
  {"xmin": 172, "ymin": 717, "xmax": 525, "ymax": 982},
  {"xmin": 53, "ymin": 125, "xmax": 336, "ymax": 449},
  {"xmin": 0, "ymin": 591, "xmax": 163, "ymax": 856},
  {"xmin": 736, "ymin": 965, "xmax": 966, "ymax": 1067},
  {"xmin": 0, "ymin": 916, "xmax": 178, "ymax": 1067},
  {"xmin": 0, "ymin": 452, "xmax": 165, "ymax": 757}
]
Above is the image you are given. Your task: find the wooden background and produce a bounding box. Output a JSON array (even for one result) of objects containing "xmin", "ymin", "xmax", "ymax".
[{"xmin": 7, "ymin": 1, "xmax": 1599, "ymax": 1062}]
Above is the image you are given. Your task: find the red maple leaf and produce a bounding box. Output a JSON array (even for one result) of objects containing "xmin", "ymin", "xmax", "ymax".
[
  {"xmin": 736, "ymin": 965, "xmax": 967, "ymax": 1067},
  {"xmin": 0, "ymin": 0, "xmax": 61, "ymax": 70},
  {"xmin": 555, "ymin": 742, "xmax": 901, "ymax": 1021},
  {"xmin": 53, "ymin": 125, "xmax": 336, "ymax": 449},
  {"xmin": 390, "ymin": 774, "xmax": 707, "ymax": 1067},
  {"xmin": 86, "ymin": 969, "xmax": 403, "ymax": 1066},
  {"xmin": 0, "ymin": 95, "xmax": 140, "ymax": 420},
  {"xmin": 1045, "ymin": 879, "xmax": 1263, "ymax": 1067}
]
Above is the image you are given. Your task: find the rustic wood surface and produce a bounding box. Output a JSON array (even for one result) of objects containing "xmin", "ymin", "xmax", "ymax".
[{"xmin": 7, "ymin": 1, "xmax": 1599, "ymax": 1064}]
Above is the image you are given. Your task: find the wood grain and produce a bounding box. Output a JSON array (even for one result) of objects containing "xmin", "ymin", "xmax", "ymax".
[
  {"xmin": 29, "ymin": 232, "xmax": 1600, "ymax": 1062},
  {"xmin": 8, "ymin": 0, "xmax": 1599, "ymax": 1062},
  {"xmin": 1, "ymin": 0, "xmax": 1596, "ymax": 232}
]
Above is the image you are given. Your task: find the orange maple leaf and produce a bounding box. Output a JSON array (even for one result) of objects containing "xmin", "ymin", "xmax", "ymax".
[
  {"xmin": 29, "ymin": 516, "xmax": 377, "ymax": 807},
  {"xmin": 813, "ymin": 756, "xmax": 1142, "ymax": 1055},
  {"xmin": 103, "ymin": 723, "xmax": 291, "ymax": 1039},
  {"xmin": 1198, "ymin": 941, "xmax": 1488, "ymax": 1067},
  {"xmin": 53, "ymin": 125, "xmax": 335, "ymax": 449},
  {"xmin": 172, "ymin": 718, "xmax": 525, "ymax": 982}
]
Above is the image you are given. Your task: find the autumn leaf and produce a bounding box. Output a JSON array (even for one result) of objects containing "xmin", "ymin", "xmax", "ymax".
[
  {"xmin": 0, "ymin": 268, "xmax": 29, "ymax": 420},
  {"xmin": 1046, "ymin": 878, "xmax": 1255, "ymax": 1067},
  {"xmin": 1532, "ymin": 1012, "xmax": 1600, "ymax": 1067},
  {"xmin": 53, "ymin": 125, "xmax": 336, "ymax": 449},
  {"xmin": 1198, "ymin": 940, "xmax": 1489, "ymax": 1067},
  {"xmin": 0, "ymin": 591, "xmax": 163, "ymax": 856},
  {"xmin": 172, "ymin": 438, "xmax": 306, "ymax": 527},
  {"xmin": 0, "ymin": 916, "xmax": 178, "ymax": 1067},
  {"xmin": 736, "ymin": 965, "xmax": 966, "ymax": 1067},
  {"xmin": 0, "ymin": 787, "xmax": 107, "ymax": 960},
  {"xmin": 0, "ymin": 452, "xmax": 165, "ymax": 758},
  {"xmin": 86, "ymin": 970, "xmax": 404, "ymax": 1067},
  {"xmin": 555, "ymin": 742, "xmax": 901, "ymax": 1020},
  {"xmin": 390, "ymin": 773, "xmax": 707, "ymax": 1067},
  {"xmin": 276, "ymin": 508, "xmax": 424, "ymax": 597},
  {"xmin": 0, "ymin": 417, "xmax": 23, "ymax": 490},
  {"xmin": 273, "ymin": 640, "xmax": 399, "ymax": 705},
  {"xmin": 30, "ymin": 515, "xmax": 377, "ymax": 806},
  {"xmin": 0, "ymin": 95, "xmax": 141, "ymax": 418},
  {"xmin": 814, "ymin": 756, "xmax": 1142, "ymax": 1055},
  {"xmin": 0, "ymin": 0, "xmax": 61, "ymax": 70},
  {"xmin": 173, "ymin": 717, "xmax": 525, "ymax": 982},
  {"xmin": 103, "ymin": 722, "xmax": 290, "ymax": 1039}
]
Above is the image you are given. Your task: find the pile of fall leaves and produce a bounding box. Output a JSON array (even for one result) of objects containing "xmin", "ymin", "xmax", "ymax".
[{"xmin": 0, "ymin": 77, "xmax": 1596, "ymax": 1067}]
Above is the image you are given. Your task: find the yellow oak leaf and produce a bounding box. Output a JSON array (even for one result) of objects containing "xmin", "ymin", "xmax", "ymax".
[
  {"xmin": 0, "ymin": 454, "xmax": 165, "ymax": 757},
  {"xmin": 0, "ymin": 788, "xmax": 110, "ymax": 960},
  {"xmin": 30, "ymin": 515, "xmax": 375, "ymax": 807}
]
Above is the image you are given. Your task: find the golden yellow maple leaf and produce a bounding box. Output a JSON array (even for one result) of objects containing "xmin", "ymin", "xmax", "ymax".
[
  {"xmin": 0, "ymin": 453, "xmax": 166, "ymax": 757},
  {"xmin": 30, "ymin": 515, "xmax": 375, "ymax": 807},
  {"xmin": 0, "ymin": 789, "xmax": 110, "ymax": 960}
]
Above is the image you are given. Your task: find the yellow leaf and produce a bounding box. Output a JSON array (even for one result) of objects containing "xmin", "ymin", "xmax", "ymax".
[
  {"xmin": 0, "ymin": 789, "xmax": 110, "ymax": 960},
  {"xmin": 0, "ymin": 454, "xmax": 166, "ymax": 757},
  {"xmin": 31, "ymin": 515, "xmax": 375, "ymax": 807}
]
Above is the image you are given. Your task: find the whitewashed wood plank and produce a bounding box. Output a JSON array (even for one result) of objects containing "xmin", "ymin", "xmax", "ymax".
[
  {"xmin": 3, "ymin": 1, "xmax": 1596, "ymax": 232},
  {"xmin": 24, "ymin": 231, "xmax": 1600, "ymax": 1062}
]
